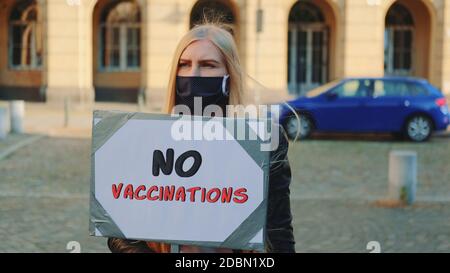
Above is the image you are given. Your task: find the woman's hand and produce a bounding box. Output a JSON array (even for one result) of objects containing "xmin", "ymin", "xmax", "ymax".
[
  {"xmin": 107, "ymin": 238, "xmax": 154, "ymax": 253},
  {"xmin": 180, "ymin": 245, "xmax": 233, "ymax": 253},
  {"xmin": 240, "ymin": 249, "xmax": 260, "ymax": 253}
]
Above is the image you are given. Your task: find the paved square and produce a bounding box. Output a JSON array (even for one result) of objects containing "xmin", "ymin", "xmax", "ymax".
[{"xmin": 0, "ymin": 134, "xmax": 449, "ymax": 252}]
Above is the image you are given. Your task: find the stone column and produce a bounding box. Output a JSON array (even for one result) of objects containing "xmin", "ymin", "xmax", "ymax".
[
  {"xmin": 44, "ymin": 0, "xmax": 94, "ymax": 106},
  {"xmin": 141, "ymin": 0, "xmax": 189, "ymax": 112}
]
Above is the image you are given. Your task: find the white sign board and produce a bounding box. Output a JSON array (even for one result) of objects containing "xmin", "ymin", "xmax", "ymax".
[{"xmin": 89, "ymin": 110, "xmax": 271, "ymax": 251}]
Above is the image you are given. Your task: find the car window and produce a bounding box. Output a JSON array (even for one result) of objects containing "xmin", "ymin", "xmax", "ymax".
[
  {"xmin": 406, "ymin": 82, "xmax": 429, "ymax": 96},
  {"xmin": 306, "ymin": 80, "xmax": 341, "ymax": 98},
  {"xmin": 333, "ymin": 79, "xmax": 370, "ymax": 98},
  {"xmin": 373, "ymin": 80, "xmax": 409, "ymax": 97}
]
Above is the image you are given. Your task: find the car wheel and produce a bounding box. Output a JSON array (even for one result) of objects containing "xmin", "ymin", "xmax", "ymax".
[
  {"xmin": 284, "ymin": 114, "xmax": 313, "ymax": 140},
  {"xmin": 404, "ymin": 115, "xmax": 432, "ymax": 142}
]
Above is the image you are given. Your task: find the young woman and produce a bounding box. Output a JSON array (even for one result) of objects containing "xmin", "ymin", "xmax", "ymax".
[{"xmin": 108, "ymin": 22, "xmax": 295, "ymax": 253}]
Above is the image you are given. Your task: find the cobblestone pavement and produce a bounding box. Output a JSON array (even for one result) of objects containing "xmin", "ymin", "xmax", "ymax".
[
  {"xmin": 292, "ymin": 200, "xmax": 450, "ymax": 253},
  {"xmin": 0, "ymin": 133, "xmax": 449, "ymax": 252},
  {"xmin": 288, "ymin": 135, "xmax": 450, "ymax": 202},
  {"xmin": 0, "ymin": 136, "xmax": 107, "ymax": 253},
  {"xmin": 288, "ymin": 135, "xmax": 450, "ymax": 252}
]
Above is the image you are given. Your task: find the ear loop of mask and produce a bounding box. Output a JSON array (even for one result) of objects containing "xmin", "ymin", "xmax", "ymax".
[{"xmin": 222, "ymin": 75, "xmax": 230, "ymax": 96}]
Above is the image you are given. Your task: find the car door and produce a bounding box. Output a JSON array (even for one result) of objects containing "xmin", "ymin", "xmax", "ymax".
[
  {"xmin": 313, "ymin": 79, "xmax": 373, "ymax": 132},
  {"xmin": 365, "ymin": 79, "xmax": 409, "ymax": 132}
]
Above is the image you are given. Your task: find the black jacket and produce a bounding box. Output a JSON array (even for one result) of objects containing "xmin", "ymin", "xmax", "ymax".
[
  {"xmin": 264, "ymin": 125, "xmax": 296, "ymax": 253},
  {"xmin": 108, "ymin": 126, "xmax": 296, "ymax": 253}
]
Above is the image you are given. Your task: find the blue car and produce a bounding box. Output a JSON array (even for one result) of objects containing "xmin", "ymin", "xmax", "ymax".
[{"xmin": 278, "ymin": 77, "xmax": 450, "ymax": 142}]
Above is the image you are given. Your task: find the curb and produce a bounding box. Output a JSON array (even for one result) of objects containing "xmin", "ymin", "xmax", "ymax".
[{"xmin": 0, "ymin": 134, "xmax": 46, "ymax": 161}]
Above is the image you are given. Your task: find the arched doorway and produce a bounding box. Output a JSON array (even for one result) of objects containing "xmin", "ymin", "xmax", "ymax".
[
  {"xmin": 93, "ymin": 0, "xmax": 142, "ymax": 102},
  {"xmin": 288, "ymin": 1, "xmax": 330, "ymax": 95},
  {"xmin": 384, "ymin": 3, "xmax": 414, "ymax": 76},
  {"xmin": 189, "ymin": 0, "xmax": 238, "ymax": 40},
  {"xmin": 384, "ymin": 1, "xmax": 432, "ymax": 78}
]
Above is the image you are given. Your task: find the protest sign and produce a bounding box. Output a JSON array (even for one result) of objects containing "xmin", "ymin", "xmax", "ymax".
[{"xmin": 90, "ymin": 110, "xmax": 271, "ymax": 251}]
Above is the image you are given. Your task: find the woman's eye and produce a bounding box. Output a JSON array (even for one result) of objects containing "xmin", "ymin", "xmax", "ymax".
[
  {"xmin": 203, "ymin": 63, "xmax": 216, "ymax": 68},
  {"xmin": 178, "ymin": 63, "xmax": 188, "ymax": 68}
]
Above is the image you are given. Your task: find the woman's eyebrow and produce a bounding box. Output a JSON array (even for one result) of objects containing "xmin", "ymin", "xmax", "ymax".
[
  {"xmin": 178, "ymin": 58, "xmax": 221, "ymax": 64},
  {"xmin": 198, "ymin": 59, "xmax": 220, "ymax": 64}
]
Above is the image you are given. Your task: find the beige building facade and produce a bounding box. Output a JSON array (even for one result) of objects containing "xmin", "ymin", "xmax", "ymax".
[{"xmin": 1, "ymin": 0, "xmax": 450, "ymax": 109}]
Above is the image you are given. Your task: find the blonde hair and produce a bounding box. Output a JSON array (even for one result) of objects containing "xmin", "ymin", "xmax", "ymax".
[{"xmin": 164, "ymin": 23, "xmax": 244, "ymax": 114}]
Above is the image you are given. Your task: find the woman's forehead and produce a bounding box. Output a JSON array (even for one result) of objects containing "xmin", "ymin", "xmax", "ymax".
[{"xmin": 180, "ymin": 39, "xmax": 223, "ymax": 61}]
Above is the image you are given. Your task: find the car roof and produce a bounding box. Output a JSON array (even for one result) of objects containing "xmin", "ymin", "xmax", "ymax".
[{"xmin": 344, "ymin": 76, "xmax": 429, "ymax": 84}]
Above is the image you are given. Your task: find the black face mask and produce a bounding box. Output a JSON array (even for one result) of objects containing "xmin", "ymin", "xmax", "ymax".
[{"xmin": 175, "ymin": 75, "xmax": 230, "ymax": 116}]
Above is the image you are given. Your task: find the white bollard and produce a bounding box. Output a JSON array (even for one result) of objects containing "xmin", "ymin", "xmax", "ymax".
[
  {"xmin": 0, "ymin": 107, "xmax": 8, "ymax": 140},
  {"xmin": 9, "ymin": 100, "xmax": 25, "ymax": 134},
  {"xmin": 388, "ymin": 150, "xmax": 417, "ymax": 205},
  {"xmin": 138, "ymin": 92, "xmax": 145, "ymax": 112}
]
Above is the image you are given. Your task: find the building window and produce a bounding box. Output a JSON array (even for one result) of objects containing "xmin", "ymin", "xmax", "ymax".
[
  {"xmin": 190, "ymin": 0, "xmax": 235, "ymax": 31},
  {"xmin": 288, "ymin": 1, "xmax": 328, "ymax": 95},
  {"xmin": 9, "ymin": 0, "xmax": 42, "ymax": 70},
  {"xmin": 100, "ymin": 1, "xmax": 141, "ymax": 71},
  {"xmin": 385, "ymin": 3, "xmax": 414, "ymax": 76}
]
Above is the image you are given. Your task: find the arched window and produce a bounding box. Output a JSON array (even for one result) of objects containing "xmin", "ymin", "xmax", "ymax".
[
  {"xmin": 384, "ymin": 3, "xmax": 414, "ymax": 76},
  {"xmin": 288, "ymin": 1, "xmax": 328, "ymax": 95},
  {"xmin": 288, "ymin": 1, "xmax": 325, "ymax": 23},
  {"xmin": 386, "ymin": 3, "xmax": 414, "ymax": 26},
  {"xmin": 9, "ymin": 0, "xmax": 42, "ymax": 69},
  {"xmin": 100, "ymin": 1, "xmax": 141, "ymax": 70},
  {"xmin": 190, "ymin": 0, "xmax": 235, "ymax": 35}
]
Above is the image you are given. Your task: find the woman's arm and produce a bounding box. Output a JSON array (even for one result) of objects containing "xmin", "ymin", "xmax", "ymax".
[{"xmin": 266, "ymin": 126, "xmax": 296, "ymax": 253}]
